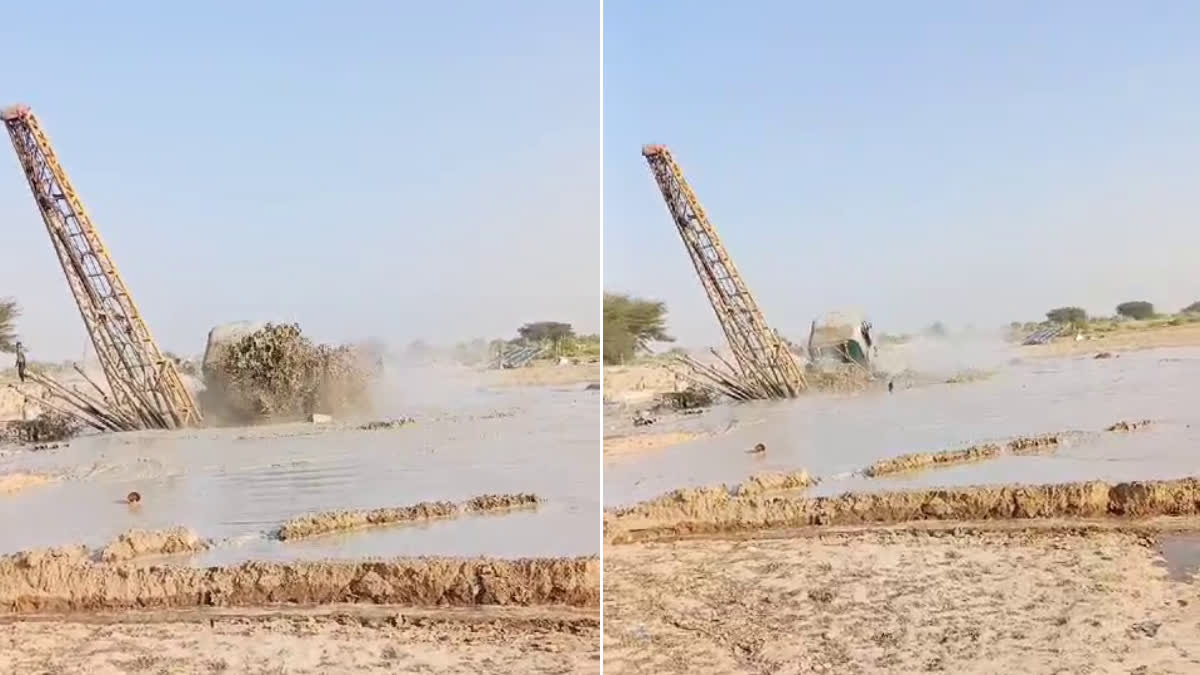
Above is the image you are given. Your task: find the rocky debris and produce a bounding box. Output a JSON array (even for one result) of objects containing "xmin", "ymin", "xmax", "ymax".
[
  {"xmin": 98, "ymin": 527, "xmax": 209, "ymax": 562},
  {"xmin": 358, "ymin": 417, "xmax": 415, "ymax": 431},
  {"xmin": 734, "ymin": 471, "xmax": 815, "ymax": 496},
  {"xmin": 276, "ymin": 493, "xmax": 543, "ymax": 540},
  {"xmin": 1107, "ymin": 419, "xmax": 1152, "ymax": 432},
  {"xmin": 632, "ymin": 414, "xmax": 655, "ymax": 427},
  {"xmin": 584, "ymin": 382, "xmax": 601, "ymax": 391},
  {"xmin": 604, "ymin": 477, "xmax": 1200, "ymax": 544},
  {"xmin": 654, "ymin": 387, "xmax": 714, "ymax": 411},
  {"xmin": 1095, "ymin": 352, "xmax": 1115, "ymax": 359},
  {"xmin": 1006, "ymin": 434, "xmax": 1061, "ymax": 454},
  {"xmin": 462, "ymin": 493, "xmax": 540, "ymax": 512},
  {"xmin": 0, "ymin": 413, "xmax": 79, "ymax": 445},
  {"xmin": 0, "ymin": 551, "xmax": 599, "ymax": 612}
]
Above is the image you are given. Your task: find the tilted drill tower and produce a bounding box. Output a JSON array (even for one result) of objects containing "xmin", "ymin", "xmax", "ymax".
[
  {"xmin": 642, "ymin": 144, "xmax": 806, "ymax": 399},
  {"xmin": 3, "ymin": 104, "xmax": 201, "ymax": 428}
]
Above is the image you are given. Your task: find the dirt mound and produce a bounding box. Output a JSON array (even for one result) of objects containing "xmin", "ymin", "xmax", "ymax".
[
  {"xmin": 1107, "ymin": 419, "xmax": 1152, "ymax": 432},
  {"xmin": 604, "ymin": 477, "xmax": 1200, "ymax": 544},
  {"xmin": 277, "ymin": 493, "xmax": 543, "ymax": 540},
  {"xmin": 276, "ymin": 501, "xmax": 459, "ymax": 540},
  {"xmin": 0, "ymin": 552, "xmax": 599, "ymax": 612},
  {"xmin": 734, "ymin": 471, "xmax": 815, "ymax": 496},
  {"xmin": 204, "ymin": 322, "xmax": 371, "ymax": 424},
  {"xmin": 863, "ymin": 434, "xmax": 1063, "ymax": 477},
  {"xmin": 98, "ymin": 527, "xmax": 210, "ymax": 562},
  {"xmin": 864, "ymin": 444, "xmax": 1002, "ymax": 477}
]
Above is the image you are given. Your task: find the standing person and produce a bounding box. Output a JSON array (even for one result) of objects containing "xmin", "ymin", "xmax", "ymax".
[{"xmin": 14, "ymin": 341, "xmax": 26, "ymax": 382}]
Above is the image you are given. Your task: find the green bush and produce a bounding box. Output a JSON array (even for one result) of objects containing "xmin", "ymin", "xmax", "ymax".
[{"xmin": 1116, "ymin": 301, "xmax": 1155, "ymax": 320}]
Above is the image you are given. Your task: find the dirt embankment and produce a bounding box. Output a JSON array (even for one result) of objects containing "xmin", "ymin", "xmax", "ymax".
[
  {"xmin": 863, "ymin": 434, "xmax": 1062, "ymax": 477},
  {"xmin": 0, "ymin": 549, "xmax": 600, "ymax": 612},
  {"xmin": 605, "ymin": 477, "xmax": 1200, "ymax": 544},
  {"xmin": 276, "ymin": 493, "xmax": 541, "ymax": 540}
]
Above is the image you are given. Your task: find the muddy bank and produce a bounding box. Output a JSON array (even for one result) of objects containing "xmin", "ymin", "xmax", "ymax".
[
  {"xmin": 0, "ymin": 549, "xmax": 599, "ymax": 612},
  {"xmin": 734, "ymin": 470, "xmax": 815, "ymax": 496},
  {"xmin": 276, "ymin": 493, "xmax": 542, "ymax": 541},
  {"xmin": 0, "ymin": 472, "xmax": 53, "ymax": 494},
  {"xmin": 863, "ymin": 434, "xmax": 1062, "ymax": 477},
  {"xmin": 605, "ymin": 477, "xmax": 1200, "ymax": 544},
  {"xmin": 98, "ymin": 527, "xmax": 210, "ymax": 562}
]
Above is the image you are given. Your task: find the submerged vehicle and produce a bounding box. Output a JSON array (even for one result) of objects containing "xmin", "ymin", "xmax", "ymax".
[{"xmin": 807, "ymin": 311, "xmax": 876, "ymax": 368}]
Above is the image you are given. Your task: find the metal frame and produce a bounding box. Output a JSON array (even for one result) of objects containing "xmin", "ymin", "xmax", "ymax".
[
  {"xmin": 642, "ymin": 144, "xmax": 806, "ymax": 398},
  {"xmin": 2, "ymin": 104, "xmax": 201, "ymax": 428}
]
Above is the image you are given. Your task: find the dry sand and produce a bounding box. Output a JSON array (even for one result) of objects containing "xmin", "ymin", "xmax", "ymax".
[
  {"xmin": 1024, "ymin": 321, "xmax": 1200, "ymax": 358},
  {"xmin": 0, "ymin": 606, "xmax": 600, "ymax": 674},
  {"xmin": 603, "ymin": 365, "xmax": 681, "ymax": 405},
  {"xmin": 604, "ymin": 525, "xmax": 1200, "ymax": 674},
  {"xmin": 487, "ymin": 361, "xmax": 600, "ymax": 388},
  {"xmin": 275, "ymin": 493, "xmax": 541, "ymax": 540}
]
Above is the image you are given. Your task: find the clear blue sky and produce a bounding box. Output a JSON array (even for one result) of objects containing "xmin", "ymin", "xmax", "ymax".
[
  {"xmin": 604, "ymin": 1, "xmax": 1200, "ymax": 346},
  {"xmin": 1, "ymin": 0, "xmax": 599, "ymax": 360}
]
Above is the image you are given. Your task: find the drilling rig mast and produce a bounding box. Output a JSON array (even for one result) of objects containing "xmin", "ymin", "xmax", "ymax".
[
  {"xmin": 2, "ymin": 104, "xmax": 201, "ymax": 429},
  {"xmin": 641, "ymin": 144, "xmax": 806, "ymax": 399}
]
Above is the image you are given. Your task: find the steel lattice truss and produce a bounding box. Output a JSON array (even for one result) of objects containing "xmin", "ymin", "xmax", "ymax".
[
  {"xmin": 2, "ymin": 105, "xmax": 201, "ymax": 428},
  {"xmin": 642, "ymin": 144, "xmax": 806, "ymax": 399}
]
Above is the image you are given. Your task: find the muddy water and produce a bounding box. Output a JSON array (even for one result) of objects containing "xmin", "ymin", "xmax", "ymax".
[
  {"xmin": 605, "ymin": 346, "xmax": 1200, "ymax": 507},
  {"xmin": 0, "ymin": 380, "xmax": 599, "ymax": 563}
]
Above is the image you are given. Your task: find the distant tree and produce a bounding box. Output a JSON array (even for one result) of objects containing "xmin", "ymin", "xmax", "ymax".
[
  {"xmin": 924, "ymin": 321, "xmax": 948, "ymax": 337},
  {"xmin": 603, "ymin": 293, "xmax": 674, "ymax": 364},
  {"xmin": 516, "ymin": 321, "xmax": 575, "ymax": 344},
  {"xmin": 0, "ymin": 298, "xmax": 18, "ymax": 353},
  {"xmin": 1046, "ymin": 307, "xmax": 1088, "ymax": 325},
  {"xmin": 1116, "ymin": 301, "xmax": 1155, "ymax": 320},
  {"xmin": 1184, "ymin": 301, "xmax": 1200, "ymax": 315}
]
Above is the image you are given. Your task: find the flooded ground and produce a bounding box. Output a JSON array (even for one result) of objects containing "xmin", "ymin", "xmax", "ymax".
[
  {"xmin": 605, "ymin": 346, "xmax": 1200, "ymax": 507},
  {"xmin": 0, "ymin": 372, "xmax": 599, "ymax": 563}
]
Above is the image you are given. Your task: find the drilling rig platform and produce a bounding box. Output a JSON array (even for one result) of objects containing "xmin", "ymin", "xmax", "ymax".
[
  {"xmin": 642, "ymin": 144, "xmax": 807, "ymax": 400},
  {"xmin": 2, "ymin": 104, "xmax": 201, "ymax": 430}
]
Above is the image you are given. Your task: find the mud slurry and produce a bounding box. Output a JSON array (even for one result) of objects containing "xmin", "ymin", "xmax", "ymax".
[
  {"xmin": 0, "ymin": 548, "xmax": 599, "ymax": 612},
  {"xmin": 605, "ymin": 477, "xmax": 1200, "ymax": 544},
  {"xmin": 275, "ymin": 493, "xmax": 542, "ymax": 540}
]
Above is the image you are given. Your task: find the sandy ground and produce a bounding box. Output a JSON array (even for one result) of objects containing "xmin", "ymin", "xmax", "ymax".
[
  {"xmin": 1024, "ymin": 321, "xmax": 1200, "ymax": 358},
  {"xmin": 0, "ymin": 606, "xmax": 600, "ymax": 674},
  {"xmin": 604, "ymin": 524, "xmax": 1200, "ymax": 674},
  {"xmin": 488, "ymin": 362, "xmax": 600, "ymax": 388}
]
